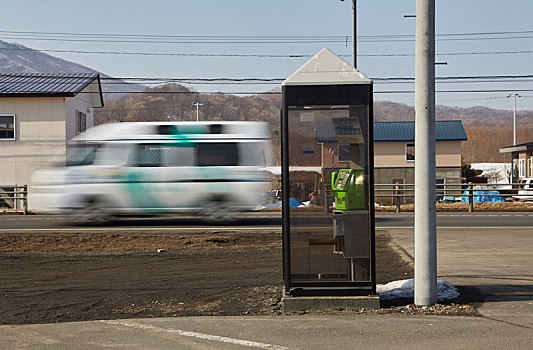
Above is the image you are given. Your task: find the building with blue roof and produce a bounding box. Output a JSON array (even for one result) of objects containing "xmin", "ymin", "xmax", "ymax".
[{"xmin": 315, "ymin": 120, "xmax": 467, "ymax": 204}]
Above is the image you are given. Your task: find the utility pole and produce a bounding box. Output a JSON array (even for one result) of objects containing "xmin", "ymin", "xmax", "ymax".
[
  {"xmin": 507, "ymin": 93, "xmax": 520, "ymax": 146},
  {"xmin": 193, "ymin": 102, "xmax": 203, "ymax": 122},
  {"xmin": 352, "ymin": 0, "xmax": 356, "ymax": 68},
  {"xmin": 341, "ymin": 0, "xmax": 357, "ymax": 68},
  {"xmin": 414, "ymin": 0, "xmax": 437, "ymax": 306}
]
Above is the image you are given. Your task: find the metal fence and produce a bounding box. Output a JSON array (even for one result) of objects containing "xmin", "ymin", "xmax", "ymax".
[
  {"xmin": 375, "ymin": 183, "xmax": 529, "ymax": 213},
  {"xmin": 0, "ymin": 185, "xmax": 28, "ymax": 214}
]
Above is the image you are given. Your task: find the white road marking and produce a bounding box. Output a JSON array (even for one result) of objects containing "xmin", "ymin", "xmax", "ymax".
[
  {"xmin": 378, "ymin": 226, "xmax": 533, "ymax": 229},
  {"xmin": 103, "ymin": 320, "xmax": 291, "ymax": 350},
  {"xmin": 0, "ymin": 227, "xmax": 281, "ymax": 232}
]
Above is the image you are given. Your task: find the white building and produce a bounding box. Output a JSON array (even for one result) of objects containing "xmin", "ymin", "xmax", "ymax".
[{"xmin": 0, "ymin": 73, "xmax": 103, "ymax": 190}]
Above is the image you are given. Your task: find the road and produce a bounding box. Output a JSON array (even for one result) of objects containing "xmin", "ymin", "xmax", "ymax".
[{"xmin": 1, "ymin": 211, "xmax": 532, "ymax": 231}]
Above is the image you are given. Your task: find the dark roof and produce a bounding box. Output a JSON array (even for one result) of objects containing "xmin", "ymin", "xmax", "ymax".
[
  {"xmin": 316, "ymin": 120, "xmax": 467, "ymax": 143},
  {"xmin": 0, "ymin": 73, "xmax": 103, "ymax": 107},
  {"xmin": 374, "ymin": 121, "xmax": 467, "ymax": 142},
  {"xmin": 499, "ymin": 141, "xmax": 533, "ymax": 153}
]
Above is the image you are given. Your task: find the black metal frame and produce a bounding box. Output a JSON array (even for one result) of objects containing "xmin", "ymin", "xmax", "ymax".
[{"xmin": 282, "ymin": 83, "xmax": 376, "ymax": 296}]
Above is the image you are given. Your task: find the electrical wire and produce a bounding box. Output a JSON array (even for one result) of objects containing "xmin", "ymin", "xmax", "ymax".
[
  {"xmin": 2, "ymin": 29, "xmax": 533, "ymax": 45},
  {"xmin": 4, "ymin": 73, "xmax": 533, "ymax": 84},
  {"xmin": 3, "ymin": 35, "xmax": 533, "ymax": 44},
  {"xmin": 3, "ymin": 47, "xmax": 533, "ymax": 58},
  {"xmin": 2, "ymin": 28, "xmax": 533, "ymax": 39},
  {"xmin": 51, "ymin": 89, "xmax": 533, "ymax": 95}
]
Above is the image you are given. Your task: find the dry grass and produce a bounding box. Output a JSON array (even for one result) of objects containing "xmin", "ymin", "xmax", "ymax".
[{"xmin": 376, "ymin": 201, "xmax": 533, "ymax": 212}]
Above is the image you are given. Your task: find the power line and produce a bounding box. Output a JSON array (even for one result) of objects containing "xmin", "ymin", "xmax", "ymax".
[
  {"xmin": 3, "ymin": 35, "xmax": 533, "ymax": 44},
  {"xmin": 96, "ymin": 74, "xmax": 533, "ymax": 82},
  {"xmin": 2, "ymin": 28, "xmax": 533, "ymax": 44},
  {"xmin": 4, "ymin": 73, "xmax": 533, "ymax": 84},
  {"xmin": 96, "ymin": 79, "xmax": 533, "ymax": 86},
  {"xmin": 62, "ymin": 88, "xmax": 533, "ymax": 95},
  {"xmin": 2, "ymin": 28, "xmax": 533, "ymax": 39},
  {"xmin": 4, "ymin": 73, "xmax": 533, "ymax": 83},
  {"xmin": 3, "ymin": 46, "xmax": 533, "ymax": 58}
]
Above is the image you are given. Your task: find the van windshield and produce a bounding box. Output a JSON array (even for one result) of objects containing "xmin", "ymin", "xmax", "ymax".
[{"xmin": 66, "ymin": 144, "xmax": 99, "ymax": 166}]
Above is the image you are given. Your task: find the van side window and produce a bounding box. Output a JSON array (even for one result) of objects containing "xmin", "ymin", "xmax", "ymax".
[
  {"xmin": 95, "ymin": 144, "xmax": 129, "ymax": 165},
  {"xmin": 164, "ymin": 145, "xmax": 194, "ymax": 166},
  {"xmin": 129, "ymin": 144, "xmax": 162, "ymax": 167},
  {"xmin": 66, "ymin": 144, "xmax": 99, "ymax": 166},
  {"xmin": 197, "ymin": 143, "xmax": 238, "ymax": 166},
  {"xmin": 238, "ymin": 142, "xmax": 266, "ymax": 166}
]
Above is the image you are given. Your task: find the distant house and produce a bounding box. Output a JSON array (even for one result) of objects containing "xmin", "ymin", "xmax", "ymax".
[
  {"xmin": 316, "ymin": 120, "xmax": 467, "ymax": 204},
  {"xmin": 499, "ymin": 142, "xmax": 533, "ymax": 181},
  {"xmin": 0, "ymin": 73, "xmax": 103, "ymax": 190}
]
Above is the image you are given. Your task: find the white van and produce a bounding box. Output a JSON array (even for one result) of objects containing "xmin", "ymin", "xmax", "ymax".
[{"xmin": 30, "ymin": 121, "xmax": 273, "ymax": 222}]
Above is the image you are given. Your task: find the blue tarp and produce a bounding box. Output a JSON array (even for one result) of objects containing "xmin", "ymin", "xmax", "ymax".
[
  {"xmin": 264, "ymin": 198, "xmax": 303, "ymax": 208},
  {"xmin": 461, "ymin": 190, "xmax": 505, "ymax": 203},
  {"xmin": 289, "ymin": 198, "xmax": 302, "ymax": 207}
]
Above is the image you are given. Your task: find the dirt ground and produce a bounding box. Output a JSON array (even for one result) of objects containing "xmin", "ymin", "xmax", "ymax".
[{"xmin": 0, "ymin": 226, "xmax": 426, "ymax": 325}]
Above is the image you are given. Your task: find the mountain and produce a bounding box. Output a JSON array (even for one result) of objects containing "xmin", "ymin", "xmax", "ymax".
[
  {"xmin": 0, "ymin": 40, "xmax": 141, "ymax": 97},
  {"xmin": 375, "ymin": 100, "xmax": 532, "ymax": 126},
  {"xmin": 95, "ymin": 83, "xmax": 533, "ymax": 163}
]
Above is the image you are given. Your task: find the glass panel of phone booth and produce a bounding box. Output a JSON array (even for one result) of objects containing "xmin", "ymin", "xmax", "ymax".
[{"xmin": 288, "ymin": 105, "xmax": 370, "ymax": 284}]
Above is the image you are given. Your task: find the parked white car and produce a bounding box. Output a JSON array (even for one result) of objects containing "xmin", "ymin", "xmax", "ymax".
[{"xmin": 515, "ymin": 178, "xmax": 533, "ymax": 201}]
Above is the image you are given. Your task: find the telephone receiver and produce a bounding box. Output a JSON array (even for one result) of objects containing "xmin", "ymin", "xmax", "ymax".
[{"xmin": 331, "ymin": 171, "xmax": 339, "ymax": 189}]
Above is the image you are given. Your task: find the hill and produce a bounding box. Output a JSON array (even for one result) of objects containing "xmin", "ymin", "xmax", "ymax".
[
  {"xmin": 95, "ymin": 83, "xmax": 533, "ymax": 163},
  {"xmin": 0, "ymin": 40, "xmax": 140, "ymax": 96}
]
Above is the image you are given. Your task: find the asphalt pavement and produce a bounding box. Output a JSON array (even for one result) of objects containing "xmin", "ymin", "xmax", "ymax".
[{"xmin": 1, "ymin": 211, "xmax": 533, "ymax": 231}]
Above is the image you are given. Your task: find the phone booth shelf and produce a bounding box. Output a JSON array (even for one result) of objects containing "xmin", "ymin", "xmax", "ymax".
[{"xmin": 281, "ymin": 48, "xmax": 377, "ymax": 302}]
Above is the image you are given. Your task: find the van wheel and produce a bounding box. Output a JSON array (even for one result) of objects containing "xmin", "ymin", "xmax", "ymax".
[
  {"xmin": 74, "ymin": 199, "xmax": 111, "ymax": 225},
  {"xmin": 202, "ymin": 202, "xmax": 236, "ymax": 223}
]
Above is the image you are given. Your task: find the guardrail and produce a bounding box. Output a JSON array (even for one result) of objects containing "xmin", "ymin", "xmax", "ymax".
[
  {"xmin": 321, "ymin": 183, "xmax": 528, "ymax": 213},
  {"xmin": 374, "ymin": 182, "xmax": 529, "ymax": 213},
  {"xmin": 0, "ymin": 185, "xmax": 28, "ymax": 214}
]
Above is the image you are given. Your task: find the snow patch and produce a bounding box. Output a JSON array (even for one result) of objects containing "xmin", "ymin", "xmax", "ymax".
[{"xmin": 377, "ymin": 278, "xmax": 460, "ymax": 301}]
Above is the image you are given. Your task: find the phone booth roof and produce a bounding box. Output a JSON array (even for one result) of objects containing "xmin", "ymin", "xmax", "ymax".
[{"xmin": 282, "ymin": 48, "xmax": 373, "ymax": 87}]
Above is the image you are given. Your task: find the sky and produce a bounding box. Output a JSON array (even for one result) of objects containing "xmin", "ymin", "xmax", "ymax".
[{"xmin": 2, "ymin": 0, "xmax": 533, "ymax": 110}]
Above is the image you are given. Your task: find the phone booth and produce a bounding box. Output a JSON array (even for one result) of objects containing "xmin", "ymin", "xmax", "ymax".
[{"xmin": 282, "ymin": 48, "xmax": 375, "ymax": 297}]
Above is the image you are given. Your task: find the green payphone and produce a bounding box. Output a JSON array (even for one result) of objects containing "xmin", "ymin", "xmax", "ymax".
[{"xmin": 331, "ymin": 169, "xmax": 365, "ymax": 210}]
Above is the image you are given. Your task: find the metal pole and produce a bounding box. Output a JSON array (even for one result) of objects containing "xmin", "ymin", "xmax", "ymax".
[
  {"xmin": 352, "ymin": 0, "xmax": 356, "ymax": 68},
  {"xmin": 23, "ymin": 185, "xmax": 28, "ymax": 215},
  {"xmin": 414, "ymin": 0, "xmax": 437, "ymax": 306},
  {"xmin": 507, "ymin": 93, "xmax": 520, "ymax": 145},
  {"xmin": 468, "ymin": 183, "xmax": 474, "ymax": 213},
  {"xmin": 193, "ymin": 102, "xmax": 203, "ymax": 122},
  {"xmin": 513, "ymin": 94, "xmax": 516, "ymax": 146}
]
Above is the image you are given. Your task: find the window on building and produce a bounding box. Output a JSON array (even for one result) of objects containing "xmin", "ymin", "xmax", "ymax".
[
  {"xmin": 530, "ymin": 156, "xmax": 533, "ymax": 177},
  {"xmin": 436, "ymin": 178, "xmax": 446, "ymax": 199},
  {"xmin": 76, "ymin": 110, "xmax": 87, "ymax": 134},
  {"xmin": 338, "ymin": 144, "xmax": 350, "ymax": 162},
  {"xmin": 518, "ymin": 159, "xmax": 526, "ymax": 178},
  {"xmin": 405, "ymin": 143, "xmax": 415, "ymax": 162},
  {"xmin": 0, "ymin": 114, "xmax": 15, "ymax": 140}
]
